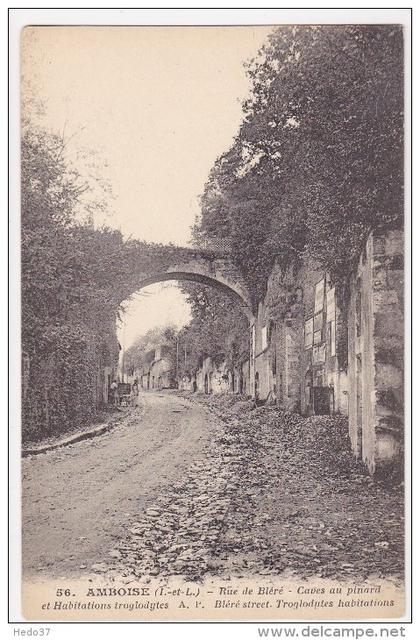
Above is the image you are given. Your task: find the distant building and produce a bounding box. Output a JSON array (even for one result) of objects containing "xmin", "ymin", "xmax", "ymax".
[{"xmin": 140, "ymin": 345, "xmax": 176, "ymax": 390}]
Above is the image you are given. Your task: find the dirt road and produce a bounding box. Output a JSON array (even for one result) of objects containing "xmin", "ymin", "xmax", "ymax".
[
  {"xmin": 22, "ymin": 391, "xmax": 404, "ymax": 584},
  {"xmin": 22, "ymin": 391, "xmax": 217, "ymax": 579}
]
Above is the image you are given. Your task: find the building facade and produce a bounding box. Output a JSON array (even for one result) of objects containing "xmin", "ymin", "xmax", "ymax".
[
  {"xmin": 139, "ymin": 345, "xmax": 176, "ymax": 390},
  {"xmin": 247, "ymin": 229, "xmax": 404, "ymax": 474},
  {"xmin": 186, "ymin": 229, "xmax": 403, "ymax": 476}
]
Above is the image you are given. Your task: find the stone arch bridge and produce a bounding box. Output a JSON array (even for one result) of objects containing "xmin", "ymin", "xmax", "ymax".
[{"xmin": 122, "ymin": 246, "xmax": 254, "ymax": 321}]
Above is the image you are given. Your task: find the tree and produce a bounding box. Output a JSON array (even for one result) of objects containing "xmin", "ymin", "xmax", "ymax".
[
  {"xmin": 124, "ymin": 325, "xmax": 178, "ymax": 377},
  {"xmin": 178, "ymin": 283, "xmax": 249, "ymax": 374},
  {"xmin": 195, "ymin": 25, "xmax": 403, "ymax": 297},
  {"xmin": 181, "ymin": 26, "xmax": 403, "ymax": 380},
  {"xmin": 21, "ymin": 120, "xmax": 128, "ymax": 441}
]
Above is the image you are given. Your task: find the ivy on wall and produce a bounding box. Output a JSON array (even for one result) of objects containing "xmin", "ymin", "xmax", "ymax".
[
  {"xmin": 21, "ymin": 123, "xmax": 128, "ymax": 441},
  {"xmin": 21, "ymin": 122, "xmax": 224, "ymax": 440}
]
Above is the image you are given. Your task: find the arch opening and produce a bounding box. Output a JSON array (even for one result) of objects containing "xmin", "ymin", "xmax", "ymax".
[{"xmin": 131, "ymin": 270, "xmax": 254, "ymax": 321}]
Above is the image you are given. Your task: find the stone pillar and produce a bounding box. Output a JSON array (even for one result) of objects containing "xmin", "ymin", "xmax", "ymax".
[
  {"xmin": 348, "ymin": 230, "xmax": 404, "ymax": 475},
  {"xmin": 249, "ymin": 323, "xmax": 256, "ymax": 399},
  {"xmin": 372, "ymin": 230, "xmax": 404, "ymax": 471},
  {"xmin": 277, "ymin": 307, "xmax": 304, "ymax": 412}
]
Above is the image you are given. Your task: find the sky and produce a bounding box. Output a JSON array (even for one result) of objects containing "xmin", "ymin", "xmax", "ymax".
[{"xmin": 21, "ymin": 26, "xmax": 273, "ymax": 347}]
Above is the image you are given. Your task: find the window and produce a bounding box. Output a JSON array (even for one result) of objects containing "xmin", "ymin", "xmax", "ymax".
[
  {"xmin": 261, "ymin": 325, "xmax": 268, "ymax": 351},
  {"xmin": 314, "ymin": 312, "xmax": 323, "ymax": 332},
  {"xmin": 313, "ymin": 330, "xmax": 322, "ymax": 345},
  {"xmin": 313, "ymin": 343, "xmax": 326, "ymax": 363},
  {"xmin": 330, "ymin": 320, "xmax": 336, "ymax": 357},
  {"xmin": 326, "ymin": 287, "xmax": 336, "ymax": 322},
  {"xmin": 304, "ymin": 318, "xmax": 314, "ymax": 349}
]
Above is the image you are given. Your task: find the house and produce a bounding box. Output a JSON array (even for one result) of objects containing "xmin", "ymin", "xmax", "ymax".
[
  {"xmin": 140, "ymin": 345, "xmax": 176, "ymax": 390},
  {"xmin": 248, "ymin": 229, "xmax": 403, "ymax": 474}
]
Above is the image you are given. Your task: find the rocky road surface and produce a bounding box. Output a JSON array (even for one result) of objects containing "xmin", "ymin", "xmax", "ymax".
[
  {"xmin": 22, "ymin": 391, "xmax": 217, "ymax": 578},
  {"xmin": 22, "ymin": 391, "xmax": 404, "ymax": 584}
]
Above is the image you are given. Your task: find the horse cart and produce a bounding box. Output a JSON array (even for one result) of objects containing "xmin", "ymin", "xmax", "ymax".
[{"xmin": 117, "ymin": 382, "xmax": 132, "ymax": 407}]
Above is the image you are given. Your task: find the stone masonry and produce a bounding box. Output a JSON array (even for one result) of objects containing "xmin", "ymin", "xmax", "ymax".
[
  {"xmin": 242, "ymin": 229, "xmax": 404, "ymax": 475},
  {"xmin": 131, "ymin": 230, "xmax": 404, "ymax": 476},
  {"xmin": 348, "ymin": 230, "xmax": 404, "ymax": 474}
]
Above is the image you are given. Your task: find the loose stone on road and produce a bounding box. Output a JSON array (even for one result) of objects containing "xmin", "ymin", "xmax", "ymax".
[
  {"xmin": 22, "ymin": 390, "xmax": 404, "ymax": 585},
  {"xmin": 22, "ymin": 391, "xmax": 217, "ymax": 579}
]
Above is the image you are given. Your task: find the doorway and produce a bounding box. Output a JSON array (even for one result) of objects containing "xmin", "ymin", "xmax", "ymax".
[{"xmin": 313, "ymin": 386, "xmax": 330, "ymax": 415}]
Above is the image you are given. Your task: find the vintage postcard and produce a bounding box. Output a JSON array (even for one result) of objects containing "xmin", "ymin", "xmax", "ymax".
[{"xmin": 10, "ymin": 10, "xmax": 410, "ymax": 624}]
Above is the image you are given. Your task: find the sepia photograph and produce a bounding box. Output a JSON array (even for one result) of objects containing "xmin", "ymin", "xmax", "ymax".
[{"xmin": 10, "ymin": 9, "xmax": 410, "ymax": 624}]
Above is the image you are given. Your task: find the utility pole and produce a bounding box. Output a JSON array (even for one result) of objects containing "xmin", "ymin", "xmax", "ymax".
[
  {"xmin": 121, "ymin": 323, "xmax": 126, "ymax": 383},
  {"xmin": 176, "ymin": 335, "xmax": 179, "ymax": 381}
]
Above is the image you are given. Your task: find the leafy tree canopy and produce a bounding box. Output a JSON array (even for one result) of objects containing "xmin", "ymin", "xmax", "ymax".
[
  {"xmin": 194, "ymin": 25, "xmax": 403, "ymax": 304},
  {"xmin": 124, "ymin": 324, "xmax": 178, "ymax": 374}
]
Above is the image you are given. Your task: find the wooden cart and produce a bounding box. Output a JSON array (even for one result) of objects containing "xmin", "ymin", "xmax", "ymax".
[{"xmin": 117, "ymin": 382, "xmax": 132, "ymax": 406}]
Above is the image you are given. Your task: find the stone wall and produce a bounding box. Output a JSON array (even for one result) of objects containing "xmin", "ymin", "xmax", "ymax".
[
  {"xmin": 232, "ymin": 359, "xmax": 250, "ymax": 396},
  {"xmin": 253, "ymin": 302, "xmax": 271, "ymax": 401},
  {"xmin": 247, "ymin": 229, "xmax": 403, "ymax": 475},
  {"xmin": 298, "ymin": 263, "xmax": 348, "ymax": 417},
  {"xmin": 252, "ymin": 258, "xmax": 348, "ymax": 414},
  {"xmin": 148, "ymin": 357, "xmax": 174, "ymax": 389},
  {"xmin": 348, "ymin": 230, "xmax": 404, "ymax": 474},
  {"xmin": 171, "ymin": 230, "xmax": 403, "ymax": 476},
  {"xmin": 196, "ymin": 357, "xmax": 230, "ymax": 394}
]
